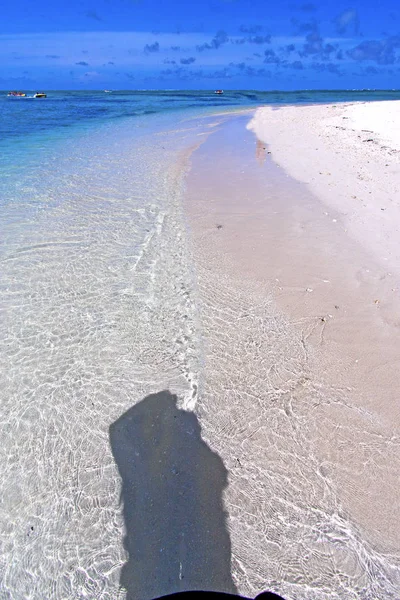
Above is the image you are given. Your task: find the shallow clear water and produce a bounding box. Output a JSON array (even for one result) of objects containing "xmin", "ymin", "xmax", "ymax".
[
  {"xmin": 0, "ymin": 107, "xmax": 208, "ymax": 598},
  {"xmin": 1, "ymin": 90, "xmax": 400, "ymax": 599}
]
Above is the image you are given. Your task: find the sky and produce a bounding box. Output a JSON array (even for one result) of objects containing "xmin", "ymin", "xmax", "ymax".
[{"xmin": 1, "ymin": 0, "xmax": 399, "ymax": 90}]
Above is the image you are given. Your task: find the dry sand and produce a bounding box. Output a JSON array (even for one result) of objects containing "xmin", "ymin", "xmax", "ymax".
[
  {"xmin": 184, "ymin": 104, "xmax": 400, "ymax": 599},
  {"xmin": 247, "ymin": 101, "xmax": 400, "ymax": 279}
]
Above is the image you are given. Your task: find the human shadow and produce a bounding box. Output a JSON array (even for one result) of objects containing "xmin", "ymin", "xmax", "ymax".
[{"xmin": 109, "ymin": 391, "xmax": 237, "ymax": 600}]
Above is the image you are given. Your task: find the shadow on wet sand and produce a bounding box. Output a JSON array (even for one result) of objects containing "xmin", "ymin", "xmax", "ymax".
[{"xmin": 109, "ymin": 391, "xmax": 237, "ymax": 600}]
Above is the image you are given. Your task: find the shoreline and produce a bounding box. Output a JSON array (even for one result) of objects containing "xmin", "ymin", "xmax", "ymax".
[
  {"xmin": 1, "ymin": 97, "xmax": 400, "ymax": 599},
  {"xmin": 184, "ymin": 106, "xmax": 400, "ymax": 598}
]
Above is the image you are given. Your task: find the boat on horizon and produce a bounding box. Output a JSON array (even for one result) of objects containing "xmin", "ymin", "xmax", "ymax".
[
  {"xmin": 104, "ymin": 90, "xmax": 112, "ymax": 93},
  {"xmin": 214, "ymin": 89, "xmax": 224, "ymax": 95},
  {"xmin": 7, "ymin": 91, "xmax": 47, "ymax": 98}
]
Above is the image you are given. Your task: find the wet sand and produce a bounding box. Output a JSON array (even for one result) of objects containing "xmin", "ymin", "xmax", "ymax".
[{"xmin": 184, "ymin": 112, "xmax": 400, "ymax": 599}]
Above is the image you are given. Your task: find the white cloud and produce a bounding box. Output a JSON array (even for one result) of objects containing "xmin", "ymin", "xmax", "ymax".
[{"xmin": 0, "ymin": 31, "xmax": 209, "ymax": 67}]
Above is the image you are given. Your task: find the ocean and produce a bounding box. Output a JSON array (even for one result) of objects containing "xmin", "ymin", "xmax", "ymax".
[
  {"xmin": 1, "ymin": 90, "xmax": 399, "ymax": 599},
  {"xmin": 2, "ymin": 89, "xmax": 400, "ymax": 141}
]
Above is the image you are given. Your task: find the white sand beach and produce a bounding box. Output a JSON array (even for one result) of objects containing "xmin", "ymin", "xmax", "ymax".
[{"xmin": 247, "ymin": 101, "xmax": 400, "ymax": 278}]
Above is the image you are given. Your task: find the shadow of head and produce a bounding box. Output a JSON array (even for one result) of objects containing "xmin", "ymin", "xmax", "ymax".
[{"xmin": 110, "ymin": 391, "xmax": 237, "ymax": 600}]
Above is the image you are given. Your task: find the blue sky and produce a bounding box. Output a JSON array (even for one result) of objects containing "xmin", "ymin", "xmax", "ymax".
[{"xmin": 1, "ymin": 0, "xmax": 399, "ymax": 89}]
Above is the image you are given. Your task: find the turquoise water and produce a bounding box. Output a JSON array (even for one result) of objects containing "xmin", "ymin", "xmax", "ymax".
[
  {"xmin": 1, "ymin": 89, "xmax": 399, "ymax": 206},
  {"xmin": 1, "ymin": 88, "xmax": 399, "ymax": 190},
  {"xmin": 2, "ymin": 89, "xmax": 400, "ymax": 143},
  {"xmin": 1, "ymin": 90, "xmax": 400, "ymax": 599}
]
